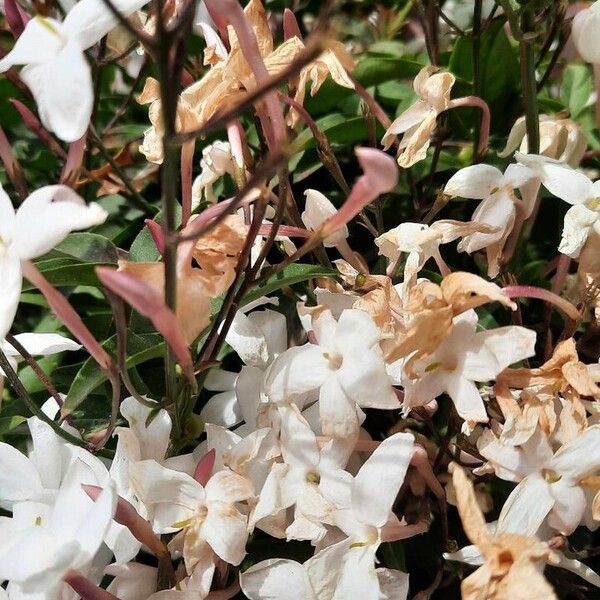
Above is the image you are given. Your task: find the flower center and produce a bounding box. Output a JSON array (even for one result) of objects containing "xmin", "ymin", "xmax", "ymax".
[
  {"xmin": 306, "ymin": 471, "xmax": 321, "ymax": 484},
  {"xmin": 323, "ymin": 351, "xmax": 343, "ymax": 370},
  {"xmin": 542, "ymin": 469, "xmax": 562, "ymax": 484},
  {"xmin": 586, "ymin": 197, "xmax": 600, "ymax": 211}
]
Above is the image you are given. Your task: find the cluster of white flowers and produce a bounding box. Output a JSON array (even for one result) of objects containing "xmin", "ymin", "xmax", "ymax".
[{"xmin": 3, "ymin": 0, "xmax": 600, "ymax": 598}]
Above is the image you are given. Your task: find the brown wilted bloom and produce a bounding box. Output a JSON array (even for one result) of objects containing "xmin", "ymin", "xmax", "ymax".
[
  {"xmin": 191, "ymin": 213, "xmax": 248, "ymax": 296},
  {"xmin": 492, "ymin": 380, "xmax": 558, "ymax": 447},
  {"xmin": 496, "ymin": 337, "xmax": 600, "ymax": 444},
  {"xmin": 138, "ymin": 0, "xmax": 356, "ymax": 162},
  {"xmin": 381, "ymin": 65, "xmax": 455, "ymax": 168},
  {"xmin": 386, "ymin": 271, "xmax": 516, "ymax": 369},
  {"xmin": 450, "ymin": 463, "xmax": 558, "ymax": 600},
  {"xmin": 499, "ymin": 114, "xmax": 587, "ymax": 167},
  {"xmin": 311, "ymin": 259, "xmax": 405, "ymax": 340},
  {"xmin": 578, "ymin": 229, "xmax": 600, "ymax": 325},
  {"xmin": 118, "ymin": 214, "xmax": 247, "ymax": 344}
]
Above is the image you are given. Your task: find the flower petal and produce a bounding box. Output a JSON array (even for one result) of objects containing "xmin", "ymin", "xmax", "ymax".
[
  {"xmin": 444, "ymin": 164, "xmax": 504, "ymax": 199},
  {"xmin": 21, "ymin": 41, "xmax": 94, "ymax": 142},
  {"xmin": 14, "ymin": 185, "xmax": 107, "ymax": 260},
  {"xmin": 497, "ymin": 472, "xmax": 554, "ymax": 536},
  {"xmin": 352, "ymin": 432, "xmax": 414, "ymax": 528}
]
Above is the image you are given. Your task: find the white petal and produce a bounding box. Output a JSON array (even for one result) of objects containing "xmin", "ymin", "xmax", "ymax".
[
  {"xmin": 0, "ymin": 443, "xmax": 43, "ymax": 509},
  {"xmin": 279, "ymin": 404, "xmax": 320, "ymax": 469},
  {"xmin": 21, "ymin": 42, "xmax": 94, "ymax": 142},
  {"xmin": 338, "ymin": 348, "xmax": 400, "ymax": 410},
  {"xmin": 335, "ymin": 309, "xmax": 381, "ymax": 350},
  {"xmin": 515, "ymin": 152, "xmax": 593, "ymax": 205},
  {"xmin": 319, "ymin": 375, "xmax": 360, "ymax": 439},
  {"xmin": 63, "ymin": 0, "xmax": 150, "ymax": 49},
  {"xmin": 130, "ymin": 460, "xmax": 202, "ymax": 525},
  {"xmin": 445, "ymin": 375, "xmax": 488, "ymax": 424},
  {"xmin": 559, "ymin": 204, "xmax": 598, "ymax": 258},
  {"xmin": 241, "ymin": 559, "xmax": 314, "ymax": 600},
  {"xmin": 444, "ymin": 164, "xmax": 504, "ymax": 199},
  {"xmin": 8, "ymin": 333, "xmax": 81, "ymax": 356},
  {"xmin": 0, "ymin": 183, "xmax": 16, "ymax": 241},
  {"xmin": 205, "ymin": 469, "xmax": 254, "ymax": 504},
  {"xmin": 573, "ymin": 7, "xmax": 600, "ymax": 63},
  {"xmin": 302, "ymin": 189, "xmax": 348, "ymax": 247},
  {"xmin": 265, "ymin": 345, "xmax": 330, "ymax": 403},
  {"xmin": 120, "ymin": 396, "xmax": 171, "ymax": 462},
  {"xmin": 352, "ymin": 432, "xmax": 414, "ymax": 528},
  {"xmin": 0, "ymin": 253, "xmax": 21, "ymax": 340},
  {"xmin": 106, "ymin": 562, "xmax": 158, "ymax": 600},
  {"xmin": 14, "ymin": 185, "xmax": 107, "ymax": 260},
  {"xmin": 549, "ymin": 426, "xmax": 600, "ymax": 480},
  {"xmin": 333, "ymin": 544, "xmax": 380, "ymax": 600},
  {"xmin": 497, "ymin": 472, "xmax": 554, "ymax": 536},
  {"xmin": 462, "ymin": 326, "xmax": 536, "ymax": 381},
  {"xmin": 200, "ymin": 390, "xmax": 243, "ymax": 428},
  {"xmin": 226, "ymin": 311, "xmax": 270, "ymax": 367},
  {"xmin": 202, "ymin": 501, "xmax": 248, "ymax": 565},
  {"xmin": 0, "ymin": 17, "xmax": 63, "ymax": 70},
  {"xmin": 548, "ymin": 479, "xmax": 586, "ymax": 534}
]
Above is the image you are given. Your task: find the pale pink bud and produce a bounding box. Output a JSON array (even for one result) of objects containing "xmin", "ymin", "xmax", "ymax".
[
  {"xmin": 144, "ymin": 219, "xmax": 165, "ymax": 255},
  {"xmin": 96, "ymin": 267, "xmax": 194, "ymax": 382},
  {"xmin": 322, "ymin": 148, "xmax": 398, "ymax": 237},
  {"xmin": 283, "ymin": 9, "xmax": 302, "ymax": 40},
  {"xmin": 83, "ymin": 485, "xmax": 167, "ymax": 558},
  {"xmin": 194, "ymin": 448, "xmax": 216, "ymax": 486},
  {"xmin": 4, "ymin": 0, "xmax": 30, "ymax": 39}
]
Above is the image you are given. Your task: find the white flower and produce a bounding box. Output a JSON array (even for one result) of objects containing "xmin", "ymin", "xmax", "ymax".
[
  {"xmin": 329, "ymin": 432, "xmax": 414, "ymax": 600},
  {"xmin": 478, "ymin": 427, "xmax": 600, "ymax": 535},
  {"xmin": 375, "ymin": 220, "xmax": 488, "ymax": 284},
  {"xmin": 382, "ymin": 65, "xmax": 455, "ymax": 167},
  {"xmin": 0, "ymin": 184, "xmax": 107, "ymax": 341},
  {"xmin": 191, "ymin": 141, "xmax": 238, "ymax": 210},
  {"xmin": 0, "ymin": 459, "xmax": 116, "ymax": 595},
  {"xmin": 0, "ymin": 0, "xmax": 149, "ymax": 141},
  {"xmin": 0, "ymin": 332, "xmax": 81, "ymax": 376},
  {"xmin": 241, "ymin": 542, "xmax": 409, "ymax": 600},
  {"xmin": 499, "ymin": 115, "xmax": 587, "ymax": 167},
  {"xmin": 402, "ymin": 311, "xmax": 536, "ymax": 427},
  {"xmin": 251, "ymin": 404, "xmax": 351, "ymax": 542},
  {"xmin": 302, "ymin": 190, "xmax": 349, "ymax": 248},
  {"xmin": 130, "ymin": 460, "xmax": 254, "ymax": 572},
  {"xmin": 573, "ymin": 1, "xmax": 600, "ymax": 63},
  {"xmin": 516, "ymin": 152, "xmax": 600, "ymax": 258},
  {"xmin": 110, "ymin": 397, "xmax": 195, "ymax": 562},
  {"xmin": 265, "ymin": 309, "xmax": 400, "ymax": 439},
  {"xmin": 444, "ymin": 162, "xmax": 538, "ymax": 277},
  {"xmin": 200, "ymin": 308, "xmax": 287, "ymax": 429}
]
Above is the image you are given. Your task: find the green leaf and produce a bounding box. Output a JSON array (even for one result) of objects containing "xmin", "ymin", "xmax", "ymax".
[
  {"xmin": 49, "ymin": 232, "xmax": 119, "ymax": 264},
  {"xmin": 449, "ymin": 18, "xmax": 519, "ymax": 119},
  {"xmin": 64, "ymin": 333, "xmax": 165, "ymax": 414},
  {"xmin": 243, "ymin": 263, "xmax": 338, "ymax": 306},
  {"xmin": 0, "ymin": 416, "xmax": 27, "ymax": 437},
  {"xmin": 561, "ymin": 64, "xmax": 593, "ymax": 119},
  {"xmin": 353, "ymin": 56, "xmax": 424, "ymax": 88}
]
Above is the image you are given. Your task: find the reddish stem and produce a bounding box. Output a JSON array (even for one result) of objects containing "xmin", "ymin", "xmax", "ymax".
[
  {"xmin": 447, "ymin": 96, "xmax": 491, "ymax": 160},
  {"xmin": 502, "ymin": 285, "xmax": 580, "ymax": 322}
]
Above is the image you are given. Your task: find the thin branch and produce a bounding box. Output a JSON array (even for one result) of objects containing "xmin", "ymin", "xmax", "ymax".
[{"xmin": 0, "ymin": 348, "xmax": 113, "ymax": 458}]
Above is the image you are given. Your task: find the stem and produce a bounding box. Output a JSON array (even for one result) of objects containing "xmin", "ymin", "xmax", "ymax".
[
  {"xmin": 502, "ymin": 285, "xmax": 581, "ymax": 322},
  {"xmin": 519, "ymin": 9, "xmax": 540, "ymax": 154},
  {"xmin": 152, "ymin": 2, "xmax": 192, "ymax": 408},
  {"xmin": 0, "ymin": 348, "xmax": 113, "ymax": 458},
  {"xmin": 472, "ymin": 0, "xmax": 483, "ymax": 156},
  {"xmin": 446, "ymin": 96, "xmax": 490, "ymax": 161},
  {"xmin": 5, "ymin": 333, "xmax": 63, "ymax": 408}
]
